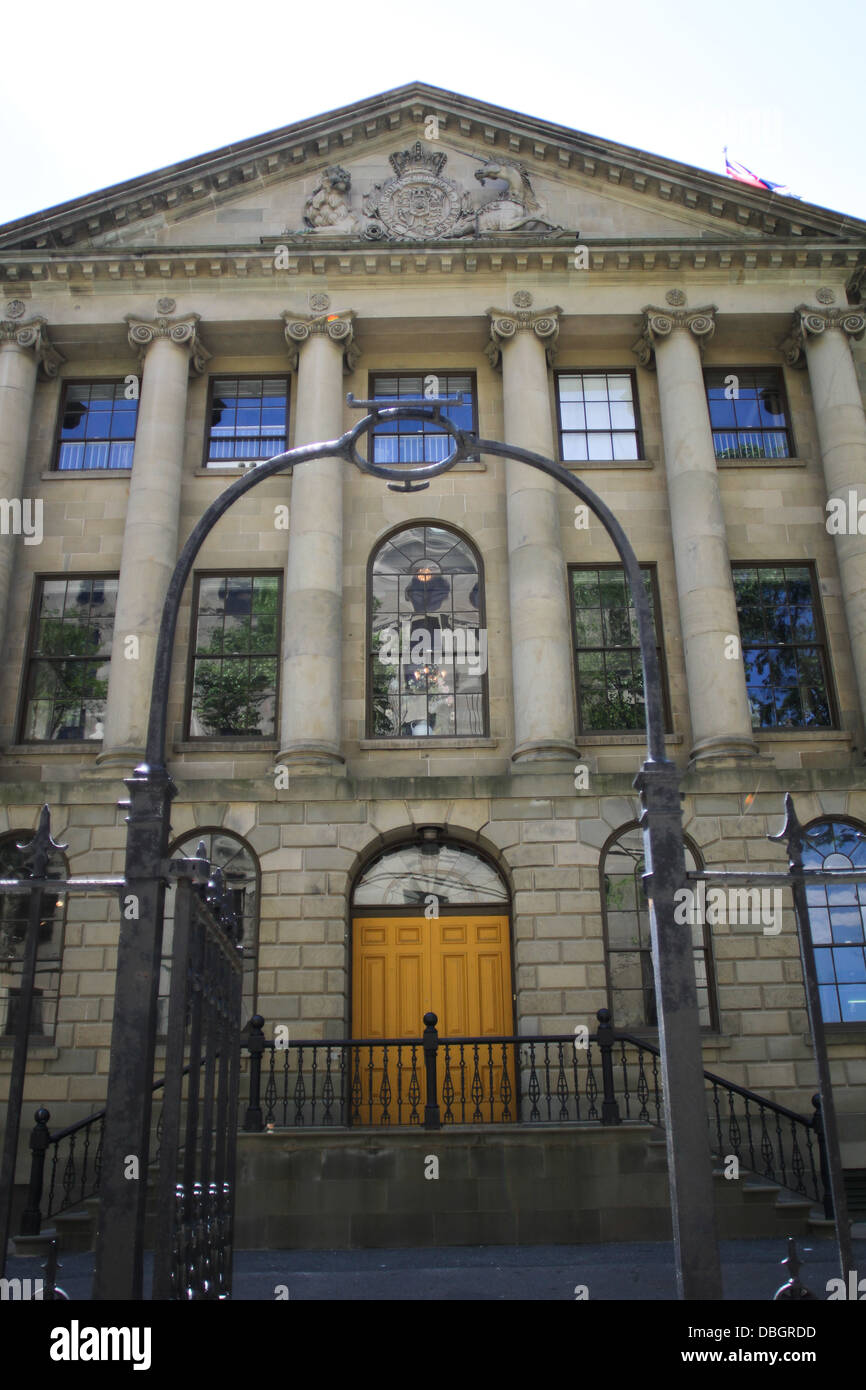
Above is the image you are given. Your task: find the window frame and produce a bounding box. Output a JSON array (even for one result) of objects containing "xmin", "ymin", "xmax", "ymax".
[
  {"xmin": 800, "ymin": 815, "xmax": 866, "ymax": 1029},
  {"xmin": 52, "ymin": 378, "xmax": 138, "ymax": 473},
  {"xmin": 600, "ymin": 821, "xmax": 719, "ymax": 1034},
  {"xmin": 554, "ymin": 368, "xmax": 644, "ymax": 465},
  {"xmin": 367, "ymin": 370, "xmax": 479, "ymax": 466},
  {"xmin": 366, "ymin": 520, "xmax": 489, "ymax": 741},
  {"xmin": 0, "ymin": 829, "xmax": 69, "ymax": 1044},
  {"xmin": 568, "ymin": 561, "xmax": 672, "ymax": 736},
  {"xmin": 731, "ymin": 560, "xmax": 838, "ymax": 731},
  {"xmin": 201, "ymin": 373, "xmax": 291, "ymax": 471},
  {"xmin": 184, "ymin": 569, "xmax": 284, "ymax": 741},
  {"xmin": 704, "ymin": 365, "xmax": 796, "ymax": 463},
  {"xmin": 17, "ymin": 572, "xmax": 120, "ymax": 745}
]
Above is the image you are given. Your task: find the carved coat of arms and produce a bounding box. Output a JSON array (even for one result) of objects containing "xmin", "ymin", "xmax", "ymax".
[{"xmin": 298, "ymin": 143, "xmax": 561, "ymax": 240}]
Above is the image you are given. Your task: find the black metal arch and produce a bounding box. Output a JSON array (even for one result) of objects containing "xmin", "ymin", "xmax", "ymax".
[{"xmin": 145, "ymin": 397, "xmax": 667, "ymax": 769}]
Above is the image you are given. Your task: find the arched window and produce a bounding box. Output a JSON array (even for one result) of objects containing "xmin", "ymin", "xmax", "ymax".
[
  {"xmin": 0, "ymin": 832, "xmax": 67, "ymax": 1041},
  {"xmin": 802, "ymin": 818, "xmax": 866, "ymax": 1024},
  {"xmin": 354, "ymin": 840, "xmax": 508, "ymax": 907},
  {"xmin": 368, "ymin": 524, "xmax": 487, "ymax": 738},
  {"xmin": 160, "ymin": 829, "xmax": 260, "ymax": 1031},
  {"xmin": 601, "ymin": 824, "xmax": 717, "ymax": 1030}
]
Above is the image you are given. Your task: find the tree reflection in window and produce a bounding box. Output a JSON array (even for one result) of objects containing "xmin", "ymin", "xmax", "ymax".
[
  {"xmin": 802, "ymin": 819, "xmax": 866, "ymax": 1024},
  {"xmin": 733, "ymin": 565, "xmax": 833, "ymax": 729}
]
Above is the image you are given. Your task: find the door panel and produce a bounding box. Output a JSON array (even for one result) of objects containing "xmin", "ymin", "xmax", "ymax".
[{"xmin": 352, "ymin": 913, "xmax": 514, "ymax": 1122}]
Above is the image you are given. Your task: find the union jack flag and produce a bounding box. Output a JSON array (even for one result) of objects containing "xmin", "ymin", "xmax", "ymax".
[{"xmin": 724, "ymin": 150, "xmax": 800, "ymax": 199}]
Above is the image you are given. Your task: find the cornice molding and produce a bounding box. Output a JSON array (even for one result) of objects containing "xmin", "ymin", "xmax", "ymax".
[
  {"xmin": 632, "ymin": 304, "xmax": 716, "ymax": 368},
  {"xmin": 281, "ymin": 309, "xmax": 359, "ymax": 373},
  {"xmin": 485, "ymin": 304, "xmax": 561, "ymax": 369},
  {"xmin": 0, "ymin": 314, "xmax": 64, "ymax": 377},
  {"xmin": 124, "ymin": 312, "xmax": 210, "ymax": 374},
  {"xmin": 0, "ymin": 240, "xmax": 859, "ymax": 287},
  {"xmin": 779, "ymin": 303, "xmax": 866, "ymax": 367}
]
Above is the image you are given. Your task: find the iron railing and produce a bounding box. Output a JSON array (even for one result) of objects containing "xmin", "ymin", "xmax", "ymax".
[{"xmin": 241, "ymin": 1009, "xmax": 829, "ymax": 1210}]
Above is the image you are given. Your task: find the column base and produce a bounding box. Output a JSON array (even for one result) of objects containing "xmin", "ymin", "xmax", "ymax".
[
  {"xmin": 688, "ymin": 733, "xmax": 766, "ymax": 769},
  {"xmin": 511, "ymin": 738, "xmax": 581, "ymax": 771},
  {"xmin": 276, "ymin": 741, "xmax": 346, "ymax": 776},
  {"xmin": 93, "ymin": 746, "xmax": 145, "ymax": 774}
]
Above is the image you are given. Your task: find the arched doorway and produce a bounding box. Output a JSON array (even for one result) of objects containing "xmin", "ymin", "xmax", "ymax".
[{"xmin": 351, "ymin": 835, "xmax": 513, "ymax": 1043}]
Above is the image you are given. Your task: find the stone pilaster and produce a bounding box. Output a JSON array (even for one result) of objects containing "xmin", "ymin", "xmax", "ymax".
[
  {"xmin": 96, "ymin": 312, "xmax": 209, "ymax": 768},
  {"xmin": 781, "ymin": 304, "xmax": 866, "ymax": 731},
  {"xmin": 633, "ymin": 306, "xmax": 757, "ymax": 764},
  {"xmin": 487, "ymin": 300, "xmax": 579, "ymax": 764},
  {"xmin": 0, "ymin": 308, "xmax": 63, "ymax": 662},
  {"xmin": 277, "ymin": 310, "xmax": 358, "ymax": 772}
]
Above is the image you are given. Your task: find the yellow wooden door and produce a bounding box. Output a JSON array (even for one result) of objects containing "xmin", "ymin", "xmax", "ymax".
[{"xmin": 352, "ymin": 913, "xmax": 514, "ymax": 1123}]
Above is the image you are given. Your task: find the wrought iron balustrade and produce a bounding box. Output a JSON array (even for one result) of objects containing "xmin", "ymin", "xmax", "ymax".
[{"xmin": 240, "ymin": 1009, "xmax": 828, "ymax": 1211}]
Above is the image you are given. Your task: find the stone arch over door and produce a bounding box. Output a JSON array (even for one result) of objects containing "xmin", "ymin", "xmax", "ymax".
[{"xmin": 350, "ymin": 833, "xmax": 513, "ymax": 1040}]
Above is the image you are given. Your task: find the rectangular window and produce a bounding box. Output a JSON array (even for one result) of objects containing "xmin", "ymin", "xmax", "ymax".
[
  {"xmin": 369, "ymin": 373, "xmax": 477, "ymax": 465},
  {"xmin": 705, "ymin": 368, "xmax": 793, "ymax": 461},
  {"xmin": 20, "ymin": 576, "xmax": 117, "ymax": 741},
  {"xmin": 188, "ymin": 574, "xmax": 281, "ymax": 737},
  {"xmin": 55, "ymin": 382, "xmax": 137, "ymax": 470},
  {"xmin": 205, "ymin": 377, "xmax": 289, "ymax": 468},
  {"xmin": 556, "ymin": 371, "xmax": 641, "ymax": 462},
  {"xmin": 569, "ymin": 565, "xmax": 669, "ymax": 733},
  {"xmin": 733, "ymin": 564, "xmax": 834, "ymax": 728}
]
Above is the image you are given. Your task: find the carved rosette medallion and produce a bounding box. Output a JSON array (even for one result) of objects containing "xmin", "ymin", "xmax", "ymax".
[
  {"xmin": 512, "ymin": 290, "xmax": 533, "ymax": 308},
  {"xmin": 815, "ymin": 287, "xmax": 836, "ymax": 305},
  {"xmin": 5, "ymin": 299, "xmax": 26, "ymax": 319},
  {"xmin": 282, "ymin": 310, "xmax": 359, "ymax": 373},
  {"xmin": 125, "ymin": 313, "xmax": 210, "ymax": 374},
  {"xmin": 362, "ymin": 143, "xmax": 472, "ymax": 240},
  {"xmin": 632, "ymin": 305, "xmax": 717, "ymax": 368},
  {"xmin": 309, "ymin": 293, "xmax": 330, "ymax": 313},
  {"xmin": 486, "ymin": 306, "xmax": 562, "ymax": 369},
  {"xmin": 0, "ymin": 314, "xmax": 64, "ymax": 377},
  {"xmin": 780, "ymin": 304, "xmax": 866, "ymax": 367},
  {"xmin": 665, "ymin": 289, "xmax": 686, "ymax": 306},
  {"xmin": 156, "ymin": 297, "xmax": 176, "ymax": 315}
]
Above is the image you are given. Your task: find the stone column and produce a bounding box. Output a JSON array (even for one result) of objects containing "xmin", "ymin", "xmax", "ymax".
[
  {"xmin": 96, "ymin": 312, "xmax": 209, "ymax": 768},
  {"xmin": 633, "ymin": 306, "xmax": 757, "ymax": 764},
  {"xmin": 0, "ymin": 308, "xmax": 62, "ymax": 663},
  {"xmin": 277, "ymin": 310, "xmax": 358, "ymax": 772},
  {"xmin": 782, "ymin": 303, "xmax": 866, "ymax": 729},
  {"xmin": 487, "ymin": 300, "xmax": 579, "ymax": 764}
]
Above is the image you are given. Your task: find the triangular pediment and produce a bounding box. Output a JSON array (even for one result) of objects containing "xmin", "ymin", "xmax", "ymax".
[{"xmin": 2, "ymin": 83, "xmax": 864, "ymax": 261}]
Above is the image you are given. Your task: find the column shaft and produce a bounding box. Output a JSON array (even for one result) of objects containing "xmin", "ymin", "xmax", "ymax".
[
  {"xmin": 791, "ymin": 306, "xmax": 866, "ymax": 728},
  {"xmin": 98, "ymin": 318, "xmax": 205, "ymax": 766},
  {"xmin": 489, "ymin": 308, "xmax": 578, "ymax": 763},
  {"xmin": 638, "ymin": 308, "xmax": 757, "ymax": 763},
  {"xmin": 278, "ymin": 314, "xmax": 355, "ymax": 770}
]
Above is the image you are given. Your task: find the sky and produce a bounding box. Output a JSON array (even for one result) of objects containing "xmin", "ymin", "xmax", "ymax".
[{"xmin": 1, "ymin": 0, "xmax": 864, "ymax": 227}]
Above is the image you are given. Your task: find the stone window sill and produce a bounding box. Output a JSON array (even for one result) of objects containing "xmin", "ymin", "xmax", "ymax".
[
  {"xmin": 173, "ymin": 740, "xmax": 279, "ymax": 753},
  {"xmin": 193, "ymin": 462, "xmax": 488, "ymax": 478},
  {"xmin": 41, "ymin": 469, "xmax": 131, "ymax": 480},
  {"xmin": 0, "ymin": 1040, "xmax": 58, "ymax": 1055},
  {"xmin": 562, "ymin": 458, "xmax": 653, "ymax": 471},
  {"xmin": 717, "ymin": 457, "xmax": 809, "ymax": 469},
  {"xmin": 577, "ymin": 733, "xmax": 683, "ymax": 746},
  {"xmin": 824, "ymin": 1024, "xmax": 866, "ymax": 1043},
  {"xmin": 359, "ymin": 737, "xmax": 498, "ymax": 750},
  {"xmin": 755, "ymin": 729, "xmax": 850, "ymax": 741},
  {"xmin": 3, "ymin": 742, "xmax": 101, "ymax": 755}
]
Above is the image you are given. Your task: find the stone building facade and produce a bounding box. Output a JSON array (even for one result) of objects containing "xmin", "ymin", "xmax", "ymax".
[{"xmin": 1, "ymin": 82, "xmax": 865, "ymax": 1179}]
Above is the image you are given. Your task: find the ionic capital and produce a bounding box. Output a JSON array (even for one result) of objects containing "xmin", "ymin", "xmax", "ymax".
[
  {"xmin": 485, "ymin": 306, "xmax": 562, "ymax": 370},
  {"xmin": 282, "ymin": 310, "xmax": 360, "ymax": 373},
  {"xmin": 124, "ymin": 312, "xmax": 210, "ymax": 375},
  {"xmin": 779, "ymin": 303, "xmax": 866, "ymax": 368},
  {"xmin": 0, "ymin": 314, "xmax": 64, "ymax": 378},
  {"xmin": 632, "ymin": 305, "xmax": 717, "ymax": 369}
]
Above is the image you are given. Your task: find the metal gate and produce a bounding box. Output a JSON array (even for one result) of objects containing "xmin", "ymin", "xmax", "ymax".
[{"xmin": 152, "ymin": 848, "xmax": 244, "ymax": 1299}]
